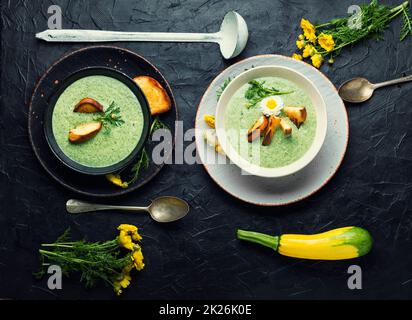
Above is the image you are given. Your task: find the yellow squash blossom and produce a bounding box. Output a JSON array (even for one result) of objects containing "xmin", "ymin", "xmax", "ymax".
[
  {"xmin": 132, "ymin": 247, "xmax": 145, "ymax": 271},
  {"xmin": 300, "ymin": 18, "xmax": 317, "ymax": 43},
  {"xmin": 204, "ymin": 115, "xmax": 215, "ymax": 128},
  {"xmin": 105, "ymin": 174, "xmax": 128, "ymax": 189},
  {"xmin": 292, "ymin": 53, "xmax": 303, "ymax": 61},
  {"xmin": 318, "ymin": 33, "xmax": 335, "ymax": 52},
  {"xmin": 302, "ymin": 44, "xmax": 315, "ymax": 58},
  {"xmin": 296, "ymin": 39, "xmax": 305, "ymax": 49},
  {"xmin": 311, "ymin": 54, "xmax": 324, "ymax": 68}
]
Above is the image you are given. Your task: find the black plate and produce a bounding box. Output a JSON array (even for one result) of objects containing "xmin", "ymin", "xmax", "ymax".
[
  {"xmin": 44, "ymin": 67, "xmax": 151, "ymax": 175},
  {"xmin": 29, "ymin": 46, "xmax": 177, "ymax": 197}
]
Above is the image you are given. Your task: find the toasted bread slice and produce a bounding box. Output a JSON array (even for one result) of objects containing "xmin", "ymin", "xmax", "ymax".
[
  {"xmin": 74, "ymin": 98, "xmax": 104, "ymax": 113},
  {"xmin": 247, "ymin": 116, "xmax": 268, "ymax": 142},
  {"xmin": 133, "ymin": 76, "xmax": 171, "ymax": 116},
  {"xmin": 284, "ymin": 106, "xmax": 307, "ymax": 128},
  {"xmin": 69, "ymin": 122, "xmax": 102, "ymax": 143},
  {"xmin": 262, "ymin": 116, "xmax": 281, "ymax": 146}
]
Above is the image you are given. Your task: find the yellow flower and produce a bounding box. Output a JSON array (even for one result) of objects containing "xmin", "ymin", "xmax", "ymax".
[
  {"xmin": 132, "ymin": 246, "xmax": 145, "ymax": 271},
  {"xmin": 113, "ymin": 267, "xmax": 133, "ymax": 296},
  {"xmin": 296, "ymin": 39, "xmax": 305, "ymax": 49},
  {"xmin": 302, "ymin": 44, "xmax": 315, "ymax": 58},
  {"xmin": 318, "ymin": 33, "xmax": 335, "ymax": 52},
  {"xmin": 118, "ymin": 224, "xmax": 138, "ymax": 233},
  {"xmin": 311, "ymin": 54, "xmax": 324, "ymax": 68},
  {"xmin": 300, "ymin": 18, "xmax": 317, "ymax": 43},
  {"xmin": 292, "ymin": 53, "xmax": 303, "ymax": 61},
  {"xmin": 118, "ymin": 230, "xmax": 134, "ymax": 250},
  {"xmin": 204, "ymin": 115, "xmax": 215, "ymax": 129},
  {"xmin": 117, "ymin": 224, "xmax": 142, "ymax": 250},
  {"xmin": 298, "ymin": 34, "xmax": 305, "ymax": 40},
  {"xmin": 105, "ymin": 174, "xmax": 128, "ymax": 189}
]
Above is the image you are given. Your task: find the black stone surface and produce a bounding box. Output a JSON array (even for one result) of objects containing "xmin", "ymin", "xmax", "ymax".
[{"xmin": 1, "ymin": 0, "xmax": 412, "ymax": 300}]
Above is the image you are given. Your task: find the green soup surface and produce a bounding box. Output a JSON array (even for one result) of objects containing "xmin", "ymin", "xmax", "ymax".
[
  {"xmin": 224, "ymin": 77, "xmax": 316, "ymax": 168},
  {"xmin": 52, "ymin": 75, "xmax": 144, "ymax": 168}
]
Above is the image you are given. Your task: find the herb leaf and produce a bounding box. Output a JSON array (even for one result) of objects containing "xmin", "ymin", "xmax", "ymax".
[
  {"xmin": 244, "ymin": 80, "xmax": 293, "ymax": 108},
  {"xmin": 400, "ymin": 4, "xmax": 412, "ymax": 41},
  {"xmin": 217, "ymin": 77, "xmax": 232, "ymax": 101},
  {"xmin": 127, "ymin": 149, "xmax": 149, "ymax": 185},
  {"xmin": 150, "ymin": 117, "xmax": 170, "ymax": 138},
  {"xmin": 94, "ymin": 101, "xmax": 124, "ymax": 131}
]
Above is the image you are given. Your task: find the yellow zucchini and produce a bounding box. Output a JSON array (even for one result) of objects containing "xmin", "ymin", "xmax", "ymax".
[{"xmin": 237, "ymin": 227, "xmax": 373, "ymax": 260}]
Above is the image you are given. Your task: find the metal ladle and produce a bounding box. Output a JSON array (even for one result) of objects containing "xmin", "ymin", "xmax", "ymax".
[
  {"xmin": 36, "ymin": 11, "xmax": 249, "ymax": 59},
  {"xmin": 66, "ymin": 196, "xmax": 189, "ymax": 223},
  {"xmin": 338, "ymin": 75, "xmax": 412, "ymax": 103}
]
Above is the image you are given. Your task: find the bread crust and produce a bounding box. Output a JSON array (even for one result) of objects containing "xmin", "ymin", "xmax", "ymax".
[{"xmin": 133, "ymin": 76, "xmax": 171, "ymax": 115}]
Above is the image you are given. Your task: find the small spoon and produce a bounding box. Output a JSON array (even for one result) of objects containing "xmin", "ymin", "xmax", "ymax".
[
  {"xmin": 339, "ymin": 75, "xmax": 412, "ymax": 103},
  {"xmin": 36, "ymin": 11, "xmax": 248, "ymax": 59},
  {"xmin": 66, "ymin": 196, "xmax": 189, "ymax": 223}
]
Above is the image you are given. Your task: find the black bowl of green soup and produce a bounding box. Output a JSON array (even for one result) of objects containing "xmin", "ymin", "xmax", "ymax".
[{"xmin": 44, "ymin": 67, "xmax": 151, "ymax": 175}]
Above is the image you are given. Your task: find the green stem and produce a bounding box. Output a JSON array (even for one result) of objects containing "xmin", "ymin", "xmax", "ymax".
[{"xmin": 237, "ymin": 230, "xmax": 279, "ymax": 251}]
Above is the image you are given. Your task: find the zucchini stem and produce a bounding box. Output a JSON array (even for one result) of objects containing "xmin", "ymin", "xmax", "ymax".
[{"xmin": 237, "ymin": 229, "xmax": 279, "ymax": 251}]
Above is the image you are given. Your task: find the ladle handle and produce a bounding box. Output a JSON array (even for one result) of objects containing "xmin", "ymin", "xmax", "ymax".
[
  {"xmin": 36, "ymin": 29, "xmax": 220, "ymax": 43},
  {"xmin": 66, "ymin": 199, "xmax": 148, "ymax": 214},
  {"xmin": 373, "ymin": 75, "xmax": 412, "ymax": 89}
]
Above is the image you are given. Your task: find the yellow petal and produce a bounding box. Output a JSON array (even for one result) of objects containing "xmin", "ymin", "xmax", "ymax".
[
  {"xmin": 311, "ymin": 54, "xmax": 324, "ymax": 68},
  {"xmin": 204, "ymin": 115, "xmax": 215, "ymax": 129},
  {"xmin": 318, "ymin": 33, "xmax": 335, "ymax": 52},
  {"xmin": 292, "ymin": 53, "xmax": 303, "ymax": 61},
  {"xmin": 105, "ymin": 174, "xmax": 128, "ymax": 189}
]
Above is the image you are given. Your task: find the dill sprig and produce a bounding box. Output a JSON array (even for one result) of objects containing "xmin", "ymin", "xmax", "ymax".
[
  {"xmin": 400, "ymin": 4, "xmax": 412, "ymax": 40},
  {"xmin": 150, "ymin": 117, "xmax": 170, "ymax": 138},
  {"xmin": 128, "ymin": 148, "xmax": 150, "ymax": 185},
  {"xmin": 94, "ymin": 101, "xmax": 125, "ymax": 131},
  {"xmin": 35, "ymin": 229, "xmax": 131, "ymax": 289},
  {"xmin": 217, "ymin": 77, "xmax": 232, "ymax": 101},
  {"xmin": 245, "ymin": 80, "xmax": 293, "ymax": 108}
]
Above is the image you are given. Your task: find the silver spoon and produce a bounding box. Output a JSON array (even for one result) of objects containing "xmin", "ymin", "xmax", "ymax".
[
  {"xmin": 66, "ymin": 196, "xmax": 189, "ymax": 223},
  {"xmin": 339, "ymin": 75, "xmax": 412, "ymax": 103},
  {"xmin": 36, "ymin": 11, "xmax": 248, "ymax": 59}
]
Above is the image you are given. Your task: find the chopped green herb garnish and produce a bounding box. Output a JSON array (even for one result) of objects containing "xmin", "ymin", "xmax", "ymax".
[{"xmin": 245, "ymin": 80, "xmax": 293, "ymax": 108}]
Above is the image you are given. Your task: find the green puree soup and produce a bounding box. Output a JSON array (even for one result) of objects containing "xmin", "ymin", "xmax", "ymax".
[
  {"xmin": 225, "ymin": 77, "xmax": 317, "ymax": 168},
  {"xmin": 52, "ymin": 75, "xmax": 144, "ymax": 168}
]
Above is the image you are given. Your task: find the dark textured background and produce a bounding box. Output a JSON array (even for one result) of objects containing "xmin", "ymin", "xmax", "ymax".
[{"xmin": 1, "ymin": 0, "xmax": 412, "ymax": 300}]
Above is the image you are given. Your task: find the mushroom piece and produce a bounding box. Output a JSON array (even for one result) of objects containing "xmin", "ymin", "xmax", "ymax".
[
  {"xmin": 247, "ymin": 116, "xmax": 268, "ymax": 142},
  {"xmin": 74, "ymin": 98, "xmax": 104, "ymax": 113},
  {"xmin": 68, "ymin": 122, "xmax": 102, "ymax": 143},
  {"xmin": 284, "ymin": 106, "xmax": 307, "ymax": 128},
  {"xmin": 262, "ymin": 116, "xmax": 281, "ymax": 146}
]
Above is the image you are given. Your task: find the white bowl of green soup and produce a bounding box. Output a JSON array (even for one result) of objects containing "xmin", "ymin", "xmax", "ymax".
[
  {"xmin": 215, "ymin": 65, "xmax": 327, "ymax": 178},
  {"xmin": 44, "ymin": 67, "xmax": 151, "ymax": 175}
]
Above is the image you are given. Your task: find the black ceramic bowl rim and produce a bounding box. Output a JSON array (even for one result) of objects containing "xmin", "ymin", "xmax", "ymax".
[{"xmin": 44, "ymin": 67, "xmax": 151, "ymax": 176}]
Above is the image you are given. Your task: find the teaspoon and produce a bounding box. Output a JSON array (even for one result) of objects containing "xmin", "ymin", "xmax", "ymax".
[
  {"xmin": 66, "ymin": 196, "xmax": 189, "ymax": 223},
  {"xmin": 338, "ymin": 75, "xmax": 412, "ymax": 103}
]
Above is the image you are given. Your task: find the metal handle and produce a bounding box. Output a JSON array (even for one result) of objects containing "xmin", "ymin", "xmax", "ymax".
[
  {"xmin": 36, "ymin": 29, "xmax": 221, "ymax": 43},
  {"xmin": 66, "ymin": 199, "xmax": 148, "ymax": 214},
  {"xmin": 373, "ymin": 75, "xmax": 412, "ymax": 89}
]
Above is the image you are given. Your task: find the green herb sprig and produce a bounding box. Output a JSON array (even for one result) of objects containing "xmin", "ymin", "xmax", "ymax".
[
  {"xmin": 35, "ymin": 228, "xmax": 131, "ymax": 289},
  {"xmin": 245, "ymin": 80, "xmax": 293, "ymax": 108},
  {"xmin": 127, "ymin": 148, "xmax": 149, "ymax": 185},
  {"xmin": 94, "ymin": 101, "xmax": 124, "ymax": 131},
  {"xmin": 217, "ymin": 77, "xmax": 232, "ymax": 101},
  {"xmin": 150, "ymin": 117, "xmax": 170, "ymax": 138}
]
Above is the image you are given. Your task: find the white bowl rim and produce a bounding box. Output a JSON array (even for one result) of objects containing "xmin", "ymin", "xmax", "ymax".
[{"xmin": 215, "ymin": 65, "xmax": 328, "ymax": 178}]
